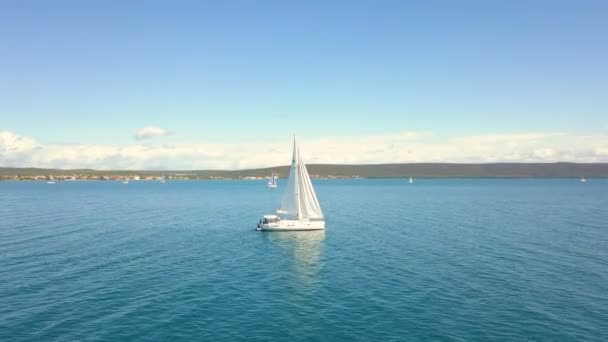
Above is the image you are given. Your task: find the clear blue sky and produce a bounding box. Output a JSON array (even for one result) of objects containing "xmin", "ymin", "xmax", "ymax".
[{"xmin": 1, "ymin": 0, "xmax": 607, "ymax": 145}]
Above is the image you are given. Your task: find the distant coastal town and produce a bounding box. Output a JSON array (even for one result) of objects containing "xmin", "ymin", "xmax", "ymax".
[
  {"xmin": 1, "ymin": 174, "xmax": 190, "ymax": 181},
  {"xmin": 1, "ymin": 162, "xmax": 607, "ymax": 180},
  {"xmin": 0, "ymin": 172, "xmax": 358, "ymax": 181}
]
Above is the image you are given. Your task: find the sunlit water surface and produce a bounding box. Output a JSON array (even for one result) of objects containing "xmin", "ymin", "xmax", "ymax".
[{"xmin": 1, "ymin": 179, "xmax": 607, "ymax": 341}]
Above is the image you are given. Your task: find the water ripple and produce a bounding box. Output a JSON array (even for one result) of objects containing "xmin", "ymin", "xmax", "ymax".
[{"xmin": 1, "ymin": 179, "xmax": 607, "ymax": 341}]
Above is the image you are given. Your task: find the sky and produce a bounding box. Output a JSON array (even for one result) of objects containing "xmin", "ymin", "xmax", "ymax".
[{"xmin": 1, "ymin": 0, "xmax": 607, "ymax": 169}]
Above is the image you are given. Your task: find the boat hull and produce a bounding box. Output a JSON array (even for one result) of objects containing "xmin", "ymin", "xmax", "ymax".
[{"xmin": 257, "ymin": 219, "xmax": 325, "ymax": 231}]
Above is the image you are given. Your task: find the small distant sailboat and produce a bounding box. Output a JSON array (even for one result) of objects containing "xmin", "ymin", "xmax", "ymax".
[
  {"xmin": 122, "ymin": 178, "xmax": 129, "ymax": 184},
  {"xmin": 580, "ymin": 177, "xmax": 587, "ymax": 182},
  {"xmin": 267, "ymin": 172, "xmax": 278, "ymax": 188},
  {"xmin": 409, "ymin": 176, "xmax": 413, "ymax": 184},
  {"xmin": 257, "ymin": 138, "xmax": 325, "ymax": 231},
  {"xmin": 46, "ymin": 175, "xmax": 55, "ymax": 184},
  {"xmin": 160, "ymin": 175, "xmax": 166, "ymax": 183}
]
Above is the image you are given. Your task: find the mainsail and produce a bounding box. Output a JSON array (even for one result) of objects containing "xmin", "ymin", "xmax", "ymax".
[{"xmin": 279, "ymin": 139, "xmax": 324, "ymax": 220}]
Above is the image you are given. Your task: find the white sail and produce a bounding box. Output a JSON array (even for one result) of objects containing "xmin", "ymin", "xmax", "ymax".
[
  {"xmin": 271, "ymin": 173, "xmax": 277, "ymax": 186},
  {"xmin": 267, "ymin": 172, "xmax": 278, "ymax": 187},
  {"xmin": 279, "ymin": 139, "xmax": 323, "ymax": 220}
]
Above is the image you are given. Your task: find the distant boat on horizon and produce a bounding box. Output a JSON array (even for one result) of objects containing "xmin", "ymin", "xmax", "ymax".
[
  {"xmin": 409, "ymin": 176, "xmax": 413, "ymax": 184},
  {"xmin": 47, "ymin": 175, "xmax": 55, "ymax": 184},
  {"xmin": 267, "ymin": 172, "xmax": 278, "ymax": 188},
  {"xmin": 122, "ymin": 179, "xmax": 129, "ymax": 184},
  {"xmin": 580, "ymin": 177, "xmax": 587, "ymax": 182},
  {"xmin": 160, "ymin": 175, "xmax": 166, "ymax": 183},
  {"xmin": 257, "ymin": 138, "xmax": 324, "ymax": 231}
]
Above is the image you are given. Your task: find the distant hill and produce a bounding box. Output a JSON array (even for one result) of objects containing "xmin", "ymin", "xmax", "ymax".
[{"xmin": 2, "ymin": 163, "xmax": 607, "ymax": 178}]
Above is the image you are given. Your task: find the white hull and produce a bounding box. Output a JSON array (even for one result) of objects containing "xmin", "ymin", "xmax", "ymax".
[
  {"xmin": 267, "ymin": 184, "xmax": 277, "ymax": 188},
  {"xmin": 257, "ymin": 219, "xmax": 325, "ymax": 231},
  {"xmin": 257, "ymin": 139, "xmax": 325, "ymax": 232}
]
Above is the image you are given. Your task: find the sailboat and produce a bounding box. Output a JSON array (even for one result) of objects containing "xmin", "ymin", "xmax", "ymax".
[
  {"xmin": 267, "ymin": 172, "xmax": 278, "ymax": 188},
  {"xmin": 257, "ymin": 139, "xmax": 325, "ymax": 231},
  {"xmin": 46, "ymin": 175, "xmax": 56, "ymax": 184},
  {"xmin": 160, "ymin": 174, "xmax": 166, "ymax": 183},
  {"xmin": 409, "ymin": 176, "xmax": 413, "ymax": 184},
  {"xmin": 580, "ymin": 177, "xmax": 587, "ymax": 182}
]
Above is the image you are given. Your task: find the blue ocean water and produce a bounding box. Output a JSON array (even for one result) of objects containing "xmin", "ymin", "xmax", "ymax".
[{"xmin": 1, "ymin": 179, "xmax": 607, "ymax": 341}]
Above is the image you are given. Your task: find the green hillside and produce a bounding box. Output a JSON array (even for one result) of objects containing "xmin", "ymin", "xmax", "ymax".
[{"xmin": 2, "ymin": 162, "xmax": 607, "ymax": 179}]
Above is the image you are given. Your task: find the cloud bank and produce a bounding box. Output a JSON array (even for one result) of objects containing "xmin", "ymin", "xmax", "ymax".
[
  {"xmin": 1, "ymin": 130, "xmax": 607, "ymax": 170},
  {"xmin": 134, "ymin": 127, "xmax": 171, "ymax": 140}
]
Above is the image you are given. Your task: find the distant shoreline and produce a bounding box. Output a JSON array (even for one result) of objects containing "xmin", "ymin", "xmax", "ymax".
[
  {"xmin": 1, "ymin": 163, "xmax": 607, "ymax": 180},
  {"xmin": 1, "ymin": 178, "xmax": 606, "ymax": 182}
]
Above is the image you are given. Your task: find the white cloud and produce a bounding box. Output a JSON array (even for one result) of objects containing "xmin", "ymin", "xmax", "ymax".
[
  {"xmin": 452, "ymin": 133, "xmax": 562, "ymax": 144},
  {"xmin": 0, "ymin": 131, "xmax": 41, "ymax": 166},
  {"xmin": 0, "ymin": 131, "xmax": 39, "ymax": 152},
  {"xmin": 1, "ymin": 130, "xmax": 607, "ymax": 170},
  {"xmin": 133, "ymin": 127, "xmax": 171, "ymax": 140}
]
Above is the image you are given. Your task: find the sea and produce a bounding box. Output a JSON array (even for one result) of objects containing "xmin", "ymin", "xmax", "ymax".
[{"xmin": 1, "ymin": 179, "xmax": 606, "ymax": 341}]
